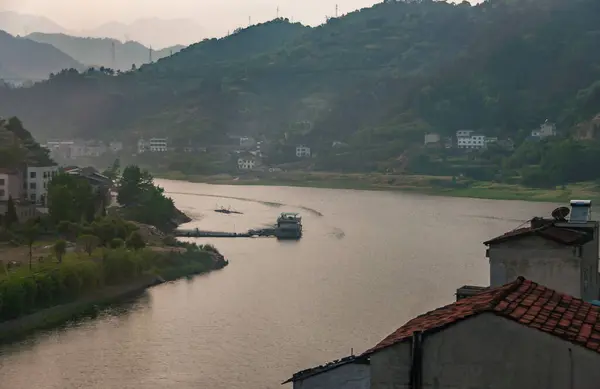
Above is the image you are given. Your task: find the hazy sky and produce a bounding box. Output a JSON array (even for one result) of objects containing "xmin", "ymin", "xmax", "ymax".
[{"xmin": 0, "ymin": 0, "xmax": 380, "ymax": 34}]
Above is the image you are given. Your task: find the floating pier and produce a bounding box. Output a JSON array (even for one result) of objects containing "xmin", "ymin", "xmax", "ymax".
[{"xmin": 175, "ymin": 228, "xmax": 276, "ymax": 238}]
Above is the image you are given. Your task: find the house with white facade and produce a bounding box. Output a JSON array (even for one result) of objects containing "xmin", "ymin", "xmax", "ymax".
[
  {"xmin": 456, "ymin": 130, "xmax": 474, "ymax": 138},
  {"xmin": 296, "ymin": 145, "xmax": 311, "ymax": 158},
  {"xmin": 0, "ymin": 168, "xmax": 23, "ymax": 201},
  {"xmin": 138, "ymin": 138, "xmax": 168, "ymax": 153},
  {"xmin": 531, "ymin": 120, "xmax": 557, "ymax": 139},
  {"xmin": 363, "ymin": 276, "xmax": 600, "ymax": 389},
  {"xmin": 237, "ymin": 155, "xmax": 259, "ymax": 170},
  {"xmin": 25, "ymin": 165, "xmax": 59, "ymax": 205},
  {"xmin": 283, "ymin": 355, "xmax": 370, "ymax": 389},
  {"xmin": 457, "ymin": 133, "xmax": 487, "ymax": 149},
  {"xmin": 423, "ymin": 133, "xmax": 441, "ymax": 146}
]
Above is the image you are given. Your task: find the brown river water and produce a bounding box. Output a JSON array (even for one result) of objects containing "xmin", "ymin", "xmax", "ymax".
[{"xmin": 0, "ymin": 180, "xmax": 556, "ymax": 388}]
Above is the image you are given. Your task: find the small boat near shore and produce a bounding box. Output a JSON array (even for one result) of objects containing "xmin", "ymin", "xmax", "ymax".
[{"xmin": 214, "ymin": 206, "xmax": 243, "ymax": 215}]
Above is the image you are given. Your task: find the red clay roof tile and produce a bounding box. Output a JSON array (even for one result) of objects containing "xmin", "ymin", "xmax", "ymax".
[{"xmin": 363, "ymin": 277, "xmax": 600, "ymax": 356}]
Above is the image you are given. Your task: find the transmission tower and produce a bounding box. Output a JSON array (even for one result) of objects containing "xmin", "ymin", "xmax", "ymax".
[{"xmin": 111, "ymin": 41, "xmax": 116, "ymax": 69}]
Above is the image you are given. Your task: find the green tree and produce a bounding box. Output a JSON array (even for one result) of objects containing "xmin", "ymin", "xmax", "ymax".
[
  {"xmin": 110, "ymin": 238, "xmax": 124, "ymax": 249},
  {"xmin": 57, "ymin": 220, "xmax": 71, "ymax": 239},
  {"xmin": 117, "ymin": 165, "xmax": 154, "ymax": 206},
  {"xmin": 103, "ymin": 158, "xmax": 120, "ymax": 181},
  {"xmin": 4, "ymin": 196, "xmax": 18, "ymax": 229},
  {"xmin": 23, "ymin": 222, "xmax": 39, "ymax": 270},
  {"xmin": 78, "ymin": 234, "xmax": 99, "ymax": 256},
  {"xmin": 53, "ymin": 240, "xmax": 67, "ymax": 263},
  {"xmin": 48, "ymin": 173, "xmax": 95, "ymax": 223},
  {"xmin": 126, "ymin": 231, "xmax": 146, "ymax": 251}
]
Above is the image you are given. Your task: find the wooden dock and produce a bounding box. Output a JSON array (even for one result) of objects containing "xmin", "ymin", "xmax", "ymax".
[{"xmin": 175, "ymin": 228, "xmax": 276, "ymax": 238}]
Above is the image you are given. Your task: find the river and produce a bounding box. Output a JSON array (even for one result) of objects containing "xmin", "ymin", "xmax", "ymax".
[{"xmin": 0, "ymin": 179, "xmax": 557, "ymax": 389}]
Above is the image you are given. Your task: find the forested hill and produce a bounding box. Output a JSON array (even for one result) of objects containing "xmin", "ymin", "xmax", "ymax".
[{"xmin": 0, "ymin": 0, "xmax": 600, "ymax": 152}]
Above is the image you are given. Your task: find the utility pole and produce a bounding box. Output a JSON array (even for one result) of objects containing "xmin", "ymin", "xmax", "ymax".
[
  {"xmin": 111, "ymin": 41, "xmax": 116, "ymax": 70},
  {"xmin": 335, "ymin": 4, "xmax": 339, "ymax": 17},
  {"xmin": 149, "ymin": 46, "xmax": 153, "ymax": 63},
  {"xmin": 277, "ymin": 6, "xmax": 279, "ymax": 19}
]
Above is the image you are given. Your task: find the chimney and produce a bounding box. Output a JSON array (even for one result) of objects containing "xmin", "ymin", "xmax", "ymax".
[{"xmin": 569, "ymin": 200, "xmax": 592, "ymax": 223}]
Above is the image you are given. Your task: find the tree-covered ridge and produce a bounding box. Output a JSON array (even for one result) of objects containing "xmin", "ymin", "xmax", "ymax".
[
  {"xmin": 0, "ymin": 117, "xmax": 54, "ymax": 167},
  {"xmin": 1, "ymin": 0, "xmax": 600, "ymax": 154},
  {"xmin": 26, "ymin": 33, "xmax": 184, "ymax": 71}
]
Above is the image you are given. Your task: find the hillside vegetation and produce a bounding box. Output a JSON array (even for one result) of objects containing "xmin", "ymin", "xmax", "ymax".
[
  {"xmin": 26, "ymin": 33, "xmax": 184, "ymax": 71},
  {"xmin": 0, "ymin": 0, "xmax": 600, "ymax": 177}
]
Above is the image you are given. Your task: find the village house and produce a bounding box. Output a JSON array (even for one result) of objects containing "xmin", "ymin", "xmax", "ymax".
[
  {"xmin": 0, "ymin": 168, "xmax": 23, "ymax": 201},
  {"xmin": 138, "ymin": 138, "xmax": 168, "ymax": 153},
  {"xmin": 484, "ymin": 200, "xmax": 599, "ymax": 301},
  {"xmin": 0, "ymin": 199, "xmax": 37, "ymax": 223},
  {"xmin": 531, "ymin": 119, "xmax": 557, "ymax": 139},
  {"xmin": 282, "ymin": 355, "xmax": 370, "ymax": 389},
  {"xmin": 296, "ymin": 145, "xmax": 311, "ymax": 158},
  {"xmin": 363, "ymin": 277, "xmax": 600, "ymax": 389},
  {"xmin": 64, "ymin": 166, "xmax": 112, "ymax": 192},
  {"xmin": 237, "ymin": 155, "xmax": 260, "ymax": 171},
  {"xmin": 423, "ymin": 133, "xmax": 440, "ymax": 146},
  {"xmin": 25, "ymin": 164, "xmax": 59, "ymax": 206},
  {"xmin": 239, "ymin": 136, "xmax": 256, "ymax": 148}
]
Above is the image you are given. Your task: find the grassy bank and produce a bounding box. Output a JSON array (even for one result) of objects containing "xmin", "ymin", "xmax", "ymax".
[
  {"xmin": 156, "ymin": 171, "xmax": 600, "ymax": 203},
  {"xmin": 0, "ymin": 245, "xmax": 228, "ymax": 343}
]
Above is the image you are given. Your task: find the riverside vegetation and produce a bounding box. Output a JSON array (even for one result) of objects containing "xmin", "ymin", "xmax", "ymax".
[{"xmin": 0, "ymin": 131, "xmax": 226, "ymax": 339}]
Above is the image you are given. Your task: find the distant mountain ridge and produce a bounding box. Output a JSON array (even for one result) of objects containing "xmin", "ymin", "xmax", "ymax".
[
  {"xmin": 26, "ymin": 33, "xmax": 184, "ymax": 71},
  {"xmin": 0, "ymin": 30, "xmax": 83, "ymax": 81},
  {"xmin": 0, "ymin": 12, "xmax": 201, "ymax": 48}
]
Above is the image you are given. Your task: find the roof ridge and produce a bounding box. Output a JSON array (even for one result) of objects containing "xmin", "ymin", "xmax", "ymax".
[{"xmin": 488, "ymin": 276, "xmax": 527, "ymax": 309}]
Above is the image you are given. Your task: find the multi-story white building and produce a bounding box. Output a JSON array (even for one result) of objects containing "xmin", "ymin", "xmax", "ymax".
[
  {"xmin": 138, "ymin": 138, "xmax": 168, "ymax": 153},
  {"xmin": 531, "ymin": 120, "xmax": 557, "ymax": 139},
  {"xmin": 424, "ymin": 133, "xmax": 441, "ymax": 146},
  {"xmin": 296, "ymin": 145, "xmax": 311, "ymax": 158},
  {"xmin": 0, "ymin": 168, "xmax": 23, "ymax": 201},
  {"xmin": 25, "ymin": 165, "xmax": 59, "ymax": 205},
  {"xmin": 456, "ymin": 130, "xmax": 474, "ymax": 138},
  {"xmin": 237, "ymin": 157, "xmax": 257, "ymax": 170},
  {"xmin": 457, "ymin": 133, "xmax": 486, "ymax": 149}
]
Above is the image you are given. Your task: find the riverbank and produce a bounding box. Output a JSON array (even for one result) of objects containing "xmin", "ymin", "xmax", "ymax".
[
  {"xmin": 0, "ymin": 248, "xmax": 228, "ymax": 344},
  {"xmin": 156, "ymin": 171, "xmax": 600, "ymax": 203}
]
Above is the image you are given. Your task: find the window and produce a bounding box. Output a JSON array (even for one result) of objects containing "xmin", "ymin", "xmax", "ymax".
[
  {"xmin": 0, "ymin": 189, "xmax": 4, "ymax": 197},
  {"xmin": 0, "ymin": 179, "xmax": 4, "ymax": 186},
  {"xmin": 30, "ymin": 183, "xmax": 36, "ymax": 190},
  {"xmin": 43, "ymin": 172, "xmax": 47, "ymax": 178},
  {"xmin": 30, "ymin": 194, "xmax": 36, "ymax": 201},
  {"xmin": 30, "ymin": 171, "xmax": 36, "ymax": 179}
]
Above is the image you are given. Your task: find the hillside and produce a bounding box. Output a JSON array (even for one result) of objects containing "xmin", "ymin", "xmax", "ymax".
[
  {"xmin": 0, "ymin": 0, "xmax": 600, "ymax": 157},
  {"xmin": 0, "ymin": 30, "xmax": 83, "ymax": 81},
  {"xmin": 26, "ymin": 33, "xmax": 184, "ymax": 71},
  {"xmin": 0, "ymin": 11, "xmax": 67, "ymax": 35}
]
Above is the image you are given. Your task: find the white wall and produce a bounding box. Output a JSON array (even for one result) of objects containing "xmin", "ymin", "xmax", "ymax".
[
  {"xmin": 488, "ymin": 236, "xmax": 582, "ymax": 298},
  {"xmin": 26, "ymin": 166, "xmax": 58, "ymax": 205},
  {"xmin": 294, "ymin": 363, "xmax": 370, "ymax": 389},
  {"xmin": 371, "ymin": 313, "xmax": 600, "ymax": 389}
]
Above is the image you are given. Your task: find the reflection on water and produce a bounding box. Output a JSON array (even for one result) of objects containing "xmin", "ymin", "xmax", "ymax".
[{"xmin": 0, "ymin": 181, "xmax": 557, "ymax": 389}]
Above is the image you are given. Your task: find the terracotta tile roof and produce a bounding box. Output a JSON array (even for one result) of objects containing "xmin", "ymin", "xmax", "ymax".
[
  {"xmin": 282, "ymin": 355, "xmax": 369, "ymax": 384},
  {"xmin": 363, "ymin": 277, "xmax": 600, "ymax": 355},
  {"xmin": 484, "ymin": 225, "xmax": 591, "ymax": 246}
]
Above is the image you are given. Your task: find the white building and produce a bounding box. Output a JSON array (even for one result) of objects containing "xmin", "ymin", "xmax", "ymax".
[
  {"xmin": 0, "ymin": 168, "xmax": 23, "ymax": 201},
  {"xmin": 25, "ymin": 165, "xmax": 59, "ymax": 205},
  {"xmin": 296, "ymin": 145, "xmax": 311, "ymax": 158},
  {"xmin": 237, "ymin": 157, "xmax": 257, "ymax": 170},
  {"xmin": 531, "ymin": 120, "xmax": 557, "ymax": 139},
  {"xmin": 424, "ymin": 133, "xmax": 441, "ymax": 146},
  {"xmin": 109, "ymin": 141, "xmax": 123, "ymax": 153},
  {"xmin": 456, "ymin": 130, "xmax": 474, "ymax": 138},
  {"xmin": 457, "ymin": 133, "xmax": 486, "ymax": 149},
  {"xmin": 239, "ymin": 137, "xmax": 256, "ymax": 147},
  {"xmin": 138, "ymin": 138, "xmax": 168, "ymax": 153}
]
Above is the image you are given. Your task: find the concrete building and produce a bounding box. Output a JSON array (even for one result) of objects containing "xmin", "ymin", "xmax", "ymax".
[
  {"xmin": 531, "ymin": 120, "xmax": 557, "ymax": 139},
  {"xmin": 109, "ymin": 141, "xmax": 123, "ymax": 153},
  {"xmin": 237, "ymin": 156, "xmax": 258, "ymax": 170},
  {"xmin": 25, "ymin": 165, "xmax": 59, "ymax": 205},
  {"xmin": 0, "ymin": 168, "xmax": 23, "ymax": 201},
  {"xmin": 457, "ymin": 133, "xmax": 486, "ymax": 149},
  {"xmin": 283, "ymin": 356, "xmax": 370, "ymax": 389},
  {"xmin": 456, "ymin": 130, "xmax": 474, "ymax": 138},
  {"xmin": 364, "ymin": 277, "xmax": 600, "ymax": 389},
  {"xmin": 138, "ymin": 138, "xmax": 168, "ymax": 153},
  {"xmin": 296, "ymin": 145, "xmax": 311, "ymax": 158},
  {"xmin": 239, "ymin": 137, "xmax": 256, "ymax": 148},
  {"xmin": 423, "ymin": 133, "xmax": 440, "ymax": 146},
  {"xmin": 0, "ymin": 200, "xmax": 37, "ymax": 223},
  {"xmin": 484, "ymin": 200, "xmax": 599, "ymax": 301}
]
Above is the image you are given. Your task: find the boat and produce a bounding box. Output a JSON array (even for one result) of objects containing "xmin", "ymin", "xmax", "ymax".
[
  {"xmin": 275, "ymin": 212, "xmax": 302, "ymax": 239},
  {"xmin": 214, "ymin": 206, "xmax": 243, "ymax": 215}
]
